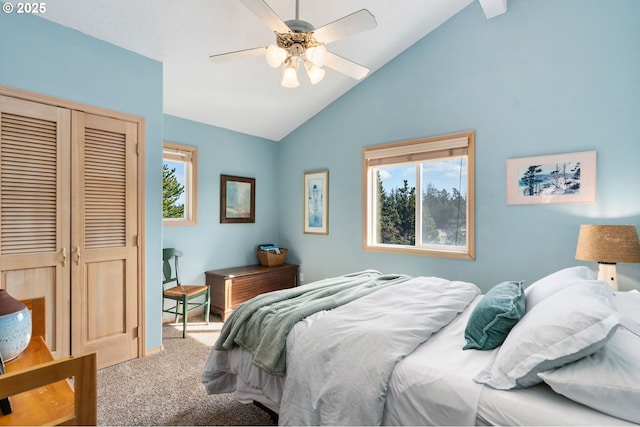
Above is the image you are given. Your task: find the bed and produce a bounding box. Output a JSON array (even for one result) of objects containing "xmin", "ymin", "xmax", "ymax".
[{"xmin": 202, "ymin": 267, "xmax": 640, "ymax": 425}]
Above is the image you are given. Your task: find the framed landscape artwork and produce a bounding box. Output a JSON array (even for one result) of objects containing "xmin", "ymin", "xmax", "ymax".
[
  {"xmin": 303, "ymin": 170, "xmax": 329, "ymax": 234},
  {"xmin": 506, "ymin": 151, "xmax": 596, "ymax": 205},
  {"xmin": 220, "ymin": 174, "xmax": 255, "ymax": 223}
]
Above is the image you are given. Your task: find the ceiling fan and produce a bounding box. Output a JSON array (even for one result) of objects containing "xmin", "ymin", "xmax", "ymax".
[{"xmin": 210, "ymin": 0, "xmax": 377, "ymax": 88}]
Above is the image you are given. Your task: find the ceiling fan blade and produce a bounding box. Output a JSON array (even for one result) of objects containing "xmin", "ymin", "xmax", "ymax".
[
  {"xmin": 239, "ymin": 0, "xmax": 290, "ymax": 33},
  {"xmin": 210, "ymin": 47, "xmax": 265, "ymax": 64},
  {"xmin": 323, "ymin": 51, "xmax": 370, "ymax": 80},
  {"xmin": 313, "ymin": 9, "xmax": 377, "ymax": 44}
]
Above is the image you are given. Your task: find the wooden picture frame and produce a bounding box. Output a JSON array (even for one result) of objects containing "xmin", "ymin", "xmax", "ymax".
[
  {"xmin": 220, "ymin": 174, "xmax": 255, "ymax": 223},
  {"xmin": 303, "ymin": 170, "xmax": 329, "ymax": 234},
  {"xmin": 506, "ymin": 150, "xmax": 596, "ymax": 205}
]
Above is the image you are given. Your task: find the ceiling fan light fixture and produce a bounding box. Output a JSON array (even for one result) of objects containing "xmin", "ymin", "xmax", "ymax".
[
  {"xmin": 211, "ymin": 1, "xmax": 377, "ymax": 88},
  {"xmin": 305, "ymin": 62, "xmax": 325, "ymax": 85},
  {"xmin": 280, "ymin": 60, "xmax": 300, "ymax": 88},
  {"xmin": 288, "ymin": 43, "xmax": 304, "ymax": 60},
  {"xmin": 305, "ymin": 45, "xmax": 326, "ymax": 67},
  {"xmin": 265, "ymin": 44, "xmax": 287, "ymax": 68}
]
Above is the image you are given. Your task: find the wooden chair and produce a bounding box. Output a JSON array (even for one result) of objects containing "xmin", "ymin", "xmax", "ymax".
[{"xmin": 162, "ymin": 248, "xmax": 211, "ymax": 338}]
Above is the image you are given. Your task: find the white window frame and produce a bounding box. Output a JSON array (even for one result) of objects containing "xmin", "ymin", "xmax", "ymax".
[
  {"xmin": 362, "ymin": 130, "xmax": 475, "ymax": 260},
  {"xmin": 163, "ymin": 141, "xmax": 197, "ymax": 226}
]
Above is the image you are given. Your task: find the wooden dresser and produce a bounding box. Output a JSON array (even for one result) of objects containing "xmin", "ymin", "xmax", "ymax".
[{"xmin": 205, "ymin": 264, "xmax": 299, "ymax": 321}]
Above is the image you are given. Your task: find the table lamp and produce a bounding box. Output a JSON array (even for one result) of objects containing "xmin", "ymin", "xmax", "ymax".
[{"xmin": 575, "ymin": 224, "xmax": 640, "ymax": 291}]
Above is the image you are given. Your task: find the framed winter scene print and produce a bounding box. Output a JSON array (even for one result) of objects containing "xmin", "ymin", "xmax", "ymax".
[{"xmin": 506, "ymin": 151, "xmax": 596, "ymax": 205}]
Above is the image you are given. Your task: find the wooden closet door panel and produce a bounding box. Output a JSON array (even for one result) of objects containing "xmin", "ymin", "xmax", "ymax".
[
  {"xmin": 0, "ymin": 95, "xmax": 71, "ymax": 358},
  {"xmin": 71, "ymin": 112, "xmax": 138, "ymax": 368}
]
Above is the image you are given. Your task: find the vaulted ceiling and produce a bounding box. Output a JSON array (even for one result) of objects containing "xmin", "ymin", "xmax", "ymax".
[{"xmin": 35, "ymin": 0, "xmax": 506, "ymax": 141}]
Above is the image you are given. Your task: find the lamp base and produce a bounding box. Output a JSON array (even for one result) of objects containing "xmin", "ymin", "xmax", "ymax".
[{"xmin": 597, "ymin": 262, "xmax": 618, "ymax": 291}]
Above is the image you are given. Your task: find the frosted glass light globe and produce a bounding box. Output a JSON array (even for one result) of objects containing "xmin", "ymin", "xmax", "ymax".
[
  {"xmin": 265, "ymin": 45, "xmax": 287, "ymax": 68},
  {"xmin": 305, "ymin": 45, "xmax": 326, "ymax": 67}
]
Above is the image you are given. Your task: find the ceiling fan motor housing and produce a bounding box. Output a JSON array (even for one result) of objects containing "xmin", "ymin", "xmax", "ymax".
[{"xmin": 284, "ymin": 19, "xmax": 314, "ymax": 33}]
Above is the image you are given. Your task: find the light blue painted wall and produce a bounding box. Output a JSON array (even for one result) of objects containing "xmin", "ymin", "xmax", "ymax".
[
  {"xmin": 0, "ymin": 9, "xmax": 165, "ymax": 351},
  {"xmin": 278, "ymin": 0, "xmax": 640, "ymax": 292},
  {"xmin": 2, "ymin": 0, "xmax": 639, "ymax": 356},
  {"xmin": 162, "ymin": 115, "xmax": 280, "ymax": 282}
]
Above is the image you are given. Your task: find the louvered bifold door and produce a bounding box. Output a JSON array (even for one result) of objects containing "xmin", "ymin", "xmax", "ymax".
[
  {"xmin": 0, "ymin": 95, "xmax": 71, "ymax": 358},
  {"xmin": 71, "ymin": 111, "xmax": 138, "ymax": 368}
]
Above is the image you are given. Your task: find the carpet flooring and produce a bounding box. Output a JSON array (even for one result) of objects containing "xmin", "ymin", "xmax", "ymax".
[{"xmin": 97, "ymin": 316, "xmax": 275, "ymax": 426}]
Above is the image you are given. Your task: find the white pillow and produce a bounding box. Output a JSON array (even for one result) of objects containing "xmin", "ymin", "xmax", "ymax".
[
  {"xmin": 539, "ymin": 326, "xmax": 640, "ymax": 424},
  {"xmin": 524, "ymin": 266, "xmax": 595, "ymax": 312},
  {"xmin": 613, "ymin": 289, "xmax": 640, "ymax": 322},
  {"xmin": 474, "ymin": 281, "xmax": 618, "ymax": 389}
]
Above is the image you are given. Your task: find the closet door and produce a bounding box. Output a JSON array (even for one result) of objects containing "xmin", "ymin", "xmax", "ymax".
[
  {"xmin": 71, "ymin": 112, "xmax": 139, "ymax": 368},
  {"xmin": 0, "ymin": 95, "xmax": 71, "ymax": 358}
]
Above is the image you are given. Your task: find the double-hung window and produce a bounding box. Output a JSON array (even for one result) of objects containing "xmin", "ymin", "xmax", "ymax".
[
  {"xmin": 362, "ymin": 130, "xmax": 475, "ymax": 259},
  {"xmin": 163, "ymin": 142, "xmax": 197, "ymax": 225}
]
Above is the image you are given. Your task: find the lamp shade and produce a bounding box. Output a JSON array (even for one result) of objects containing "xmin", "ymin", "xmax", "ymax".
[{"xmin": 575, "ymin": 225, "xmax": 640, "ymax": 263}]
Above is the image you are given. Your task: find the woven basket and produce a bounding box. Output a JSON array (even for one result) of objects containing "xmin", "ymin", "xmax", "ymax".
[{"xmin": 257, "ymin": 248, "xmax": 287, "ymax": 267}]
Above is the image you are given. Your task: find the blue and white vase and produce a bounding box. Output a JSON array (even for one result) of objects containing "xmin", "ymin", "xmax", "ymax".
[{"xmin": 0, "ymin": 290, "xmax": 32, "ymax": 362}]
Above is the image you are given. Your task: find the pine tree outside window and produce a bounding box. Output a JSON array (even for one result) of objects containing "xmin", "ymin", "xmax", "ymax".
[
  {"xmin": 163, "ymin": 142, "xmax": 197, "ymax": 226},
  {"xmin": 362, "ymin": 131, "xmax": 475, "ymax": 260}
]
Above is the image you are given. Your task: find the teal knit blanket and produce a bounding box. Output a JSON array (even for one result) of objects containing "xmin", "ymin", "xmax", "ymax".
[{"xmin": 214, "ymin": 270, "xmax": 411, "ymax": 376}]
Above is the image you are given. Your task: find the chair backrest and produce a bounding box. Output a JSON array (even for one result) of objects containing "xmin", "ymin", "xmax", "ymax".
[{"xmin": 162, "ymin": 248, "xmax": 184, "ymax": 289}]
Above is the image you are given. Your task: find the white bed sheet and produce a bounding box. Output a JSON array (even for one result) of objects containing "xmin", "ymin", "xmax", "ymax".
[
  {"xmin": 384, "ymin": 295, "xmax": 634, "ymax": 426},
  {"xmin": 207, "ymin": 293, "xmax": 637, "ymax": 426},
  {"xmin": 478, "ymin": 382, "xmax": 635, "ymax": 426}
]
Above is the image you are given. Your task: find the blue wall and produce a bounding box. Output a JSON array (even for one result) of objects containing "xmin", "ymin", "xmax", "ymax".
[
  {"xmin": 2, "ymin": 0, "xmax": 639, "ymax": 355},
  {"xmin": 278, "ymin": 0, "xmax": 640, "ymax": 292},
  {"xmin": 0, "ymin": 9, "xmax": 165, "ymax": 351},
  {"xmin": 162, "ymin": 115, "xmax": 280, "ymax": 283}
]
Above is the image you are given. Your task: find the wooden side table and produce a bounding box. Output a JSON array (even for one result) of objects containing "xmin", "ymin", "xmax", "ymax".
[
  {"xmin": 0, "ymin": 298, "xmax": 97, "ymax": 426},
  {"xmin": 206, "ymin": 264, "xmax": 299, "ymax": 321}
]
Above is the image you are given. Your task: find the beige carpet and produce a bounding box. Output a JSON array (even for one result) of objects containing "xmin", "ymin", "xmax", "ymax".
[{"xmin": 97, "ymin": 315, "xmax": 275, "ymax": 426}]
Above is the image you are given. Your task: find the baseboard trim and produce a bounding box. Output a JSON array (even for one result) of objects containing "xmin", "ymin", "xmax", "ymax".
[{"xmin": 145, "ymin": 345, "xmax": 163, "ymax": 356}]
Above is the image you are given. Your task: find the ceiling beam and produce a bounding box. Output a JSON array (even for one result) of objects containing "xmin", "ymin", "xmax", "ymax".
[{"xmin": 478, "ymin": 0, "xmax": 507, "ymax": 19}]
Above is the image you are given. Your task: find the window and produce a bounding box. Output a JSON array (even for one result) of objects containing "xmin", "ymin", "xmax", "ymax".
[
  {"xmin": 362, "ymin": 131, "xmax": 475, "ymax": 259},
  {"xmin": 163, "ymin": 142, "xmax": 197, "ymax": 225}
]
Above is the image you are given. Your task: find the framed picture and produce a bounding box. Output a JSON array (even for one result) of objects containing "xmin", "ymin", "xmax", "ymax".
[
  {"xmin": 303, "ymin": 170, "xmax": 329, "ymax": 234},
  {"xmin": 506, "ymin": 150, "xmax": 596, "ymax": 205},
  {"xmin": 220, "ymin": 174, "xmax": 255, "ymax": 223}
]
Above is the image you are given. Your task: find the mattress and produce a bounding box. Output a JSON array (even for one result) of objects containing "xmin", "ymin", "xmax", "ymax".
[{"xmin": 206, "ymin": 292, "xmax": 637, "ymax": 425}]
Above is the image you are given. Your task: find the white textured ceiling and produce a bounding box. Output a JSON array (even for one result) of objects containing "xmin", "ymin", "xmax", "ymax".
[{"xmin": 29, "ymin": 0, "xmax": 503, "ymax": 141}]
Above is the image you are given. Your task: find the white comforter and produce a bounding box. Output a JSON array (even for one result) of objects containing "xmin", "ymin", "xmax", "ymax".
[
  {"xmin": 278, "ymin": 276, "xmax": 480, "ymax": 425},
  {"xmin": 203, "ymin": 286, "xmax": 640, "ymax": 426}
]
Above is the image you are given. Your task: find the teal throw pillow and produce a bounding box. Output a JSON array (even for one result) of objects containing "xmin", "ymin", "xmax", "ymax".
[{"xmin": 463, "ymin": 281, "xmax": 526, "ymax": 350}]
